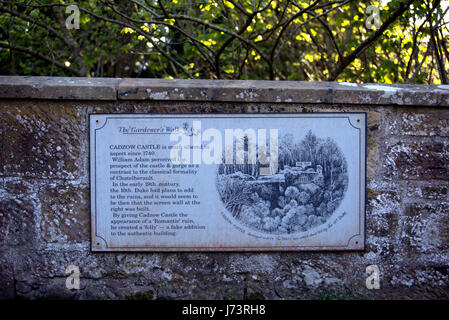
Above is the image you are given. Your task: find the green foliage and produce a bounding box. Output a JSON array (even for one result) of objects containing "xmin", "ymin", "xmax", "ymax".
[
  {"xmin": 0, "ymin": 0, "xmax": 448, "ymax": 83},
  {"xmin": 319, "ymin": 288, "xmax": 372, "ymax": 300},
  {"xmin": 246, "ymin": 292, "xmax": 265, "ymax": 300},
  {"xmin": 125, "ymin": 290, "xmax": 155, "ymax": 300}
]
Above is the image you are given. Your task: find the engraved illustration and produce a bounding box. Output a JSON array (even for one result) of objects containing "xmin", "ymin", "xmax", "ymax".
[{"xmin": 216, "ymin": 130, "xmax": 348, "ymax": 234}]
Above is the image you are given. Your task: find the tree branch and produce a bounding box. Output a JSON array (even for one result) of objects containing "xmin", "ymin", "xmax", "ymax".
[
  {"xmin": 0, "ymin": 43, "xmax": 83, "ymax": 75},
  {"xmin": 52, "ymin": 6, "xmax": 89, "ymax": 76},
  {"xmin": 328, "ymin": 0, "xmax": 417, "ymax": 81}
]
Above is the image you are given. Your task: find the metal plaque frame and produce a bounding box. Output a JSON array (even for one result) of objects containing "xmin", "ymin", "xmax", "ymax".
[{"xmin": 89, "ymin": 113, "xmax": 366, "ymax": 252}]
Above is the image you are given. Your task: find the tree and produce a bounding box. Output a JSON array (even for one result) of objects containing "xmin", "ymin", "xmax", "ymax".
[
  {"xmin": 318, "ymin": 137, "xmax": 347, "ymax": 200},
  {"xmin": 0, "ymin": 0, "xmax": 448, "ymax": 84},
  {"xmin": 278, "ymin": 133, "xmax": 295, "ymax": 169}
]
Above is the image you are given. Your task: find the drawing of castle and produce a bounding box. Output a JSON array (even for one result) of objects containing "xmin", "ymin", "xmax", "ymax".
[
  {"xmin": 280, "ymin": 162, "xmax": 323, "ymax": 184},
  {"xmin": 248, "ymin": 162, "xmax": 323, "ymax": 185}
]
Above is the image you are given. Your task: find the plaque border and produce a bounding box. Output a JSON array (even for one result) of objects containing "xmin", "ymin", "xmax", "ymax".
[{"xmin": 89, "ymin": 113, "xmax": 366, "ymax": 252}]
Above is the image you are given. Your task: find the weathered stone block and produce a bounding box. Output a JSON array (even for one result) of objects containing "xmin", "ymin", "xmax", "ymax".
[
  {"xmin": 366, "ymin": 190, "xmax": 400, "ymax": 237},
  {"xmin": 0, "ymin": 179, "xmax": 37, "ymax": 246},
  {"xmin": 384, "ymin": 140, "xmax": 449, "ymax": 180},
  {"xmin": 385, "ymin": 262, "xmax": 449, "ymax": 296},
  {"xmin": 89, "ymin": 100, "xmax": 246, "ymax": 115},
  {"xmin": 39, "ymin": 182, "xmax": 89, "ymax": 243},
  {"xmin": 365, "ymin": 235, "xmax": 398, "ymax": 260},
  {"xmin": 1, "ymin": 102, "xmax": 86, "ymax": 180},
  {"xmin": 406, "ymin": 183, "xmax": 449, "ymax": 200},
  {"xmin": 390, "ymin": 112, "xmax": 449, "ymax": 137},
  {"xmin": 400, "ymin": 203, "xmax": 449, "ymax": 254},
  {"xmin": 0, "ymin": 76, "xmax": 120, "ymax": 100},
  {"xmin": 0, "ymin": 250, "xmax": 15, "ymax": 299},
  {"xmin": 117, "ymin": 78, "xmax": 335, "ymax": 104},
  {"xmin": 332, "ymin": 82, "xmax": 449, "ymax": 107},
  {"xmin": 366, "ymin": 112, "xmax": 382, "ymax": 180}
]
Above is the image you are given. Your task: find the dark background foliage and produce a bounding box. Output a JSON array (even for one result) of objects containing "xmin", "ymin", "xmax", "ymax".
[{"xmin": 0, "ymin": 0, "xmax": 448, "ymax": 83}]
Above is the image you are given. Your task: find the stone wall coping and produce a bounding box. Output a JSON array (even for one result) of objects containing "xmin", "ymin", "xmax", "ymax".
[{"xmin": 1, "ymin": 75, "xmax": 449, "ymax": 106}]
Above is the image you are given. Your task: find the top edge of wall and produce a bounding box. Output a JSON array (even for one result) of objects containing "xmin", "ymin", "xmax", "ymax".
[{"xmin": 0, "ymin": 76, "xmax": 448, "ymax": 107}]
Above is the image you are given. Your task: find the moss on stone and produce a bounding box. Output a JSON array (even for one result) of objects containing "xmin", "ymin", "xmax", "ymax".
[
  {"xmin": 125, "ymin": 290, "xmax": 155, "ymax": 300},
  {"xmin": 246, "ymin": 292, "xmax": 265, "ymax": 300},
  {"xmin": 319, "ymin": 288, "xmax": 372, "ymax": 300}
]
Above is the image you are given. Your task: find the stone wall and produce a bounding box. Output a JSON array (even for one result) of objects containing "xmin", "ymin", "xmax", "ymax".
[{"xmin": 0, "ymin": 76, "xmax": 448, "ymax": 300}]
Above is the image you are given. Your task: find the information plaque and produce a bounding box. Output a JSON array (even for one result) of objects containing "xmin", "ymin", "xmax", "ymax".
[{"xmin": 90, "ymin": 113, "xmax": 366, "ymax": 251}]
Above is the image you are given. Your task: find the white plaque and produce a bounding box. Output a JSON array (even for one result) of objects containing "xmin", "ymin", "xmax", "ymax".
[{"xmin": 90, "ymin": 113, "xmax": 366, "ymax": 251}]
